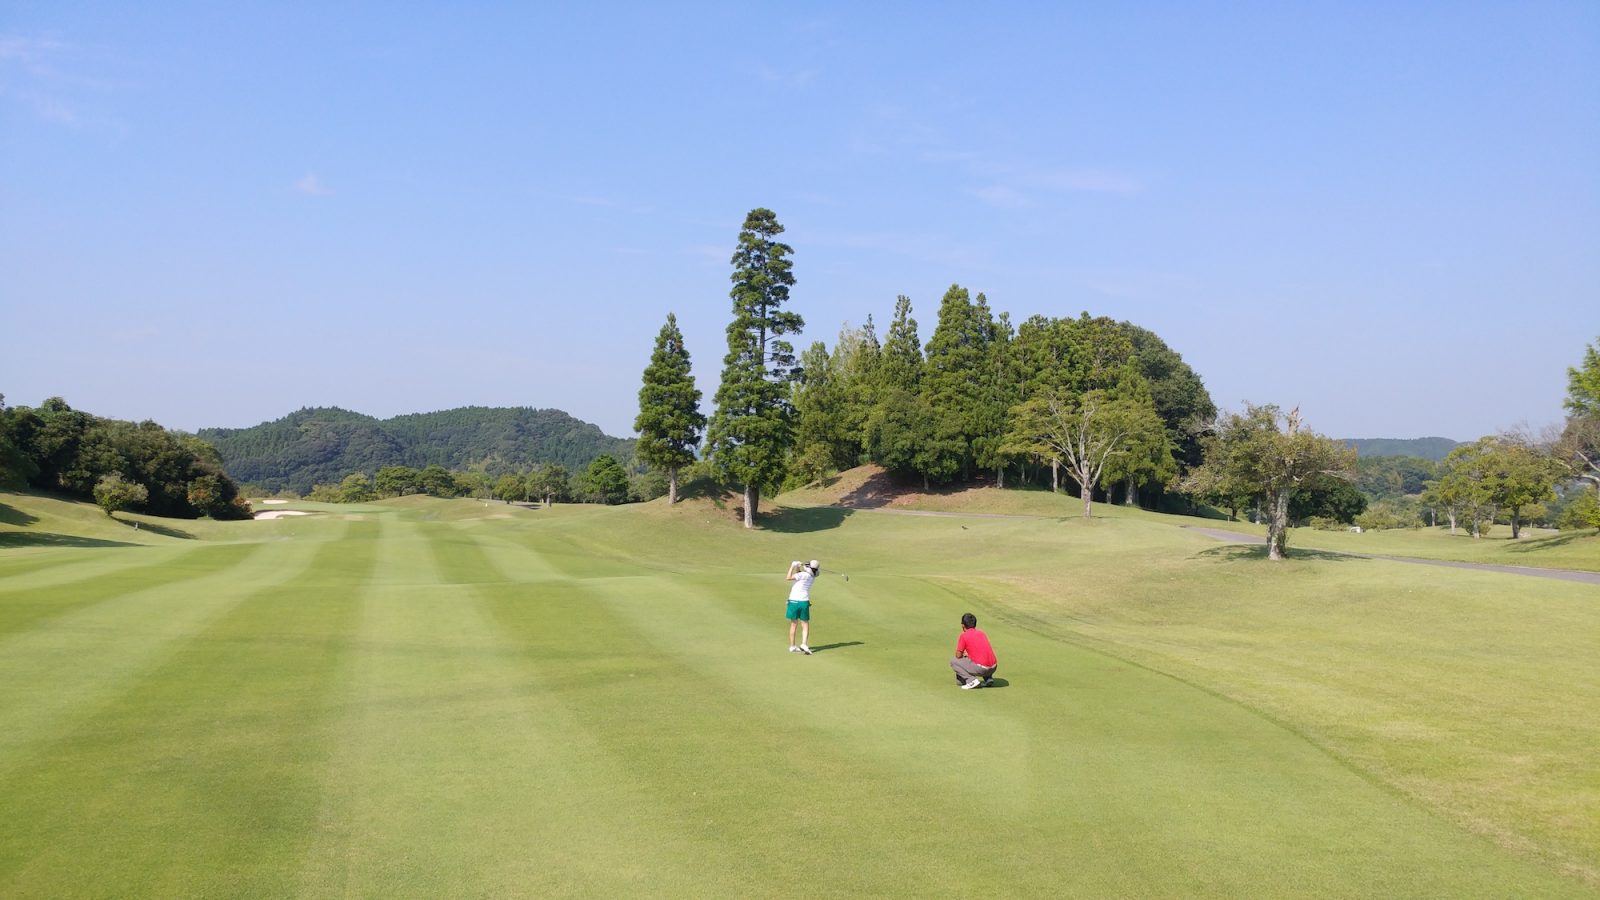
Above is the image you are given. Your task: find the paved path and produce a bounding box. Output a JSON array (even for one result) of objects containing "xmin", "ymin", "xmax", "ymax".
[{"xmin": 1183, "ymin": 526, "xmax": 1600, "ymax": 585}]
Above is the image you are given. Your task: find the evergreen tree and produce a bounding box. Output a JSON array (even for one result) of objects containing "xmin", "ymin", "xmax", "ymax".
[
  {"xmin": 634, "ymin": 312, "xmax": 705, "ymax": 503},
  {"xmin": 864, "ymin": 295, "xmax": 940, "ymax": 483},
  {"xmin": 792, "ymin": 340, "xmax": 857, "ymax": 478},
  {"xmin": 922, "ymin": 285, "xmax": 992, "ymax": 483},
  {"xmin": 971, "ymin": 300, "xmax": 1017, "ymax": 486},
  {"xmin": 706, "ymin": 208, "xmax": 804, "ymax": 528},
  {"xmin": 830, "ymin": 318, "xmax": 880, "ymax": 465}
]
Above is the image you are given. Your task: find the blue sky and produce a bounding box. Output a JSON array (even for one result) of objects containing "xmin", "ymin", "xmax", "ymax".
[{"xmin": 3, "ymin": 2, "xmax": 1596, "ymax": 441}]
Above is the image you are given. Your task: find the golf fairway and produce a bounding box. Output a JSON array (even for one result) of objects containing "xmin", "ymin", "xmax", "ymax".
[{"xmin": 0, "ymin": 495, "xmax": 1593, "ymax": 897}]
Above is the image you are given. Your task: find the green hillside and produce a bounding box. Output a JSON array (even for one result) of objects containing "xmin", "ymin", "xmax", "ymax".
[
  {"xmin": 1343, "ymin": 436, "xmax": 1460, "ymax": 460},
  {"xmin": 1, "ymin": 486, "xmax": 1595, "ymax": 895},
  {"xmin": 199, "ymin": 406, "xmax": 636, "ymax": 493}
]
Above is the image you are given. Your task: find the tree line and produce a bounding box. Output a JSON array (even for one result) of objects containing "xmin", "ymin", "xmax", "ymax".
[
  {"xmin": 636, "ymin": 208, "xmax": 1220, "ymax": 529},
  {"xmin": 636, "ymin": 209, "xmax": 1600, "ymax": 557},
  {"xmin": 0, "ymin": 396, "xmax": 252, "ymax": 519},
  {"xmin": 298, "ymin": 456, "xmax": 650, "ymax": 507}
]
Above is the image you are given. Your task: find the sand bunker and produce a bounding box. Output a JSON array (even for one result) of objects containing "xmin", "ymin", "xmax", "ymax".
[
  {"xmin": 260, "ymin": 499, "xmax": 289, "ymax": 505},
  {"xmin": 255, "ymin": 510, "xmax": 311, "ymax": 520}
]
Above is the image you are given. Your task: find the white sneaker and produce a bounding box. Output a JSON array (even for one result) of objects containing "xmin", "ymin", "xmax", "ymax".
[
  {"xmin": 962, "ymin": 677, "xmax": 982, "ymax": 689},
  {"xmin": 799, "ymin": 644, "xmax": 812, "ymax": 655},
  {"xmin": 789, "ymin": 646, "xmax": 801, "ymax": 653}
]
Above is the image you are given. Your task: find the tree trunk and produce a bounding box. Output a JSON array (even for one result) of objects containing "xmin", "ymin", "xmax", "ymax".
[
  {"xmin": 1447, "ymin": 507, "xmax": 1456, "ymax": 534},
  {"xmin": 996, "ymin": 466, "xmax": 1004, "ymax": 489},
  {"xmin": 1267, "ymin": 489, "xmax": 1291, "ymax": 560},
  {"xmin": 668, "ymin": 467, "xmax": 679, "ymax": 504},
  {"xmin": 1124, "ymin": 479, "xmax": 1135, "ymax": 506},
  {"xmin": 1050, "ymin": 460, "xmax": 1059, "ymax": 493},
  {"xmin": 1510, "ymin": 510, "xmax": 1521, "ymax": 539},
  {"xmin": 743, "ymin": 483, "xmax": 757, "ymax": 529},
  {"xmin": 1081, "ymin": 478, "xmax": 1094, "ymax": 518},
  {"xmin": 923, "ymin": 474, "xmax": 929, "ymax": 491},
  {"xmin": 1470, "ymin": 515, "xmax": 1480, "ymax": 538}
]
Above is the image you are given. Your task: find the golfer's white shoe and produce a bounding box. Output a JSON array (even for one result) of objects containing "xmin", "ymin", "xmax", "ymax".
[
  {"xmin": 789, "ymin": 646, "xmax": 801, "ymax": 653},
  {"xmin": 799, "ymin": 644, "xmax": 812, "ymax": 655},
  {"xmin": 962, "ymin": 677, "xmax": 983, "ymax": 689}
]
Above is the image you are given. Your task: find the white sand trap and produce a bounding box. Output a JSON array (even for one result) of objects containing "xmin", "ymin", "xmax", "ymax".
[
  {"xmin": 255, "ymin": 510, "xmax": 312, "ymax": 520},
  {"xmin": 261, "ymin": 499, "xmax": 289, "ymax": 505}
]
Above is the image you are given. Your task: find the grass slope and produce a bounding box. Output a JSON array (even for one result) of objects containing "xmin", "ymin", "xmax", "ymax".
[{"xmin": 0, "ymin": 489, "xmax": 1594, "ymax": 896}]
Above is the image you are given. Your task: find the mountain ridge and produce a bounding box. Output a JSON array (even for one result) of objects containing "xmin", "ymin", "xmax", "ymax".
[
  {"xmin": 199, "ymin": 405, "xmax": 636, "ymax": 493},
  {"xmin": 1340, "ymin": 436, "xmax": 1460, "ymax": 461}
]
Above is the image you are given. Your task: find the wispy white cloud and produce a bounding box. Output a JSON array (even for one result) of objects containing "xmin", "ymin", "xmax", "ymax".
[
  {"xmin": 1031, "ymin": 167, "xmax": 1144, "ymax": 194},
  {"xmin": 686, "ymin": 243, "xmax": 728, "ymax": 263},
  {"xmin": 969, "ymin": 165, "xmax": 1146, "ymax": 208},
  {"xmin": 294, "ymin": 174, "xmax": 331, "ymax": 196},
  {"xmin": 970, "ymin": 185, "xmax": 1031, "ymax": 208},
  {"xmin": 0, "ymin": 35, "xmax": 67, "ymax": 65},
  {"xmin": 0, "ymin": 34, "xmax": 127, "ymax": 136},
  {"xmin": 805, "ymin": 229, "xmax": 992, "ymax": 271}
]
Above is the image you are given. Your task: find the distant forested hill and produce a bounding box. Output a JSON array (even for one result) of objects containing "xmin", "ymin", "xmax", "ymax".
[
  {"xmin": 200, "ymin": 406, "xmax": 636, "ymax": 493},
  {"xmin": 1342, "ymin": 437, "xmax": 1460, "ymax": 461}
]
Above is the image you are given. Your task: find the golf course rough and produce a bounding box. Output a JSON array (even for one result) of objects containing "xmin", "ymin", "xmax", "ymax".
[{"xmin": 0, "ymin": 491, "xmax": 1595, "ymax": 897}]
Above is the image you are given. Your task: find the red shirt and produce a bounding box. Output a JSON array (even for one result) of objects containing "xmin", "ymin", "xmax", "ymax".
[{"xmin": 955, "ymin": 628, "xmax": 996, "ymax": 667}]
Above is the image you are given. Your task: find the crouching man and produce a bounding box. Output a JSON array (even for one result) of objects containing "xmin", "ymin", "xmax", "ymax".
[{"xmin": 951, "ymin": 612, "xmax": 998, "ymax": 689}]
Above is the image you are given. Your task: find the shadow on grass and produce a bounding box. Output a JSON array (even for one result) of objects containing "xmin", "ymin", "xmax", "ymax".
[
  {"xmin": 762, "ymin": 506, "xmax": 854, "ymax": 533},
  {"xmin": 0, "ymin": 501, "xmax": 39, "ymax": 527},
  {"xmin": 1505, "ymin": 530, "xmax": 1599, "ymax": 554},
  {"xmin": 808, "ymin": 641, "xmax": 864, "ymax": 652},
  {"xmin": 983, "ymin": 677, "xmax": 1011, "ymax": 689},
  {"xmin": 0, "ymin": 532, "xmax": 140, "ymax": 548},
  {"xmin": 1194, "ymin": 544, "xmax": 1360, "ymax": 563},
  {"xmin": 120, "ymin": 518, "xmax": 195, "ymax": 540}
]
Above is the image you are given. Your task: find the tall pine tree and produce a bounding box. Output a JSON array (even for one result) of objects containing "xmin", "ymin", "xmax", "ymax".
[
  {"xmin": 635, "ymin": 312, "xmax": 705, "ymax": 504},
  {"xmin": 922, "ymin": 285, "xmax": 993, "ymax": 483},
  {"xmin": 706, "ymin": 208, "xmax": 804, "ymax": 528}
]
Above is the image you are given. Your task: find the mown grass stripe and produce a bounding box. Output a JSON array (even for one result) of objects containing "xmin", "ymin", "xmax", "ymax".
[
  {"xmin": 0, "ymin": 534, "xmax": 340, "ymax": 781},
  {"xmin": 0, "ymin": 520, "xmax": 370, "ymax": 895},
  {"xmin": 298, "ymin": 517, "xmax": 711, "ymax": 894},
  {"xmin": 0, "ymin": 542, "xmax": 259, "ymax": 637}
]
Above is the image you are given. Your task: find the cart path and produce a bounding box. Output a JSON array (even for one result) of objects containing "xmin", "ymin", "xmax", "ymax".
[{"xmin": 1182, "ymin": 526, "xmax": 1600, "ymax": 585}]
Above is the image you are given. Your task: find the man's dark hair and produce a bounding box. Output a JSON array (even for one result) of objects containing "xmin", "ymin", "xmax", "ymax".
[{"xmin": 961, "ymin": 613, "xmax": 977, "ymax": 629}]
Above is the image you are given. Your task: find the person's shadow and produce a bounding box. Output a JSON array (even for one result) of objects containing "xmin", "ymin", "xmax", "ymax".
[
  {"xmin": 983, "ymin": 677, "xmax": 1011, "ymax": 689},
  {"xmin": 808, "ymin": 641, "xmax": 864, "ymax": 652}
]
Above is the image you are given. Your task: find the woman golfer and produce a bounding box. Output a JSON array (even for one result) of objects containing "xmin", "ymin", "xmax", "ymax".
[{"xmin": 785, "ymin": 560, "xmax": 820, "ymax": 654}]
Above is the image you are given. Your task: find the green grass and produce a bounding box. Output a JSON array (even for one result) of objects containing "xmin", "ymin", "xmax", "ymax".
[{"xmin": 0, "ymin": 488, "xmax": 1595, "ymax": 896}]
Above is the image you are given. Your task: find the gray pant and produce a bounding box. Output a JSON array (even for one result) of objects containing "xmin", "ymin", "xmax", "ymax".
[{"xmin": 951, "ymin": 657, "xmax": 997, "ymax": 685}]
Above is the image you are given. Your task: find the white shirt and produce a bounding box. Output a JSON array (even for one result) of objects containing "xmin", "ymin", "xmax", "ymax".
[{"xmin": 788, "ymin": 568, "xmax": 814, "ymax": 602}]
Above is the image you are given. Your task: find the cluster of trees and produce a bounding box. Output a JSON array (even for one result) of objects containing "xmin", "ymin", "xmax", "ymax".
[
  {"xmin": 299, "ymin": 455, "xmax": 653, "ymax": 507},
  {"xmin": 1339, "ymin": 339, "xmax": 1600, "ymax": 536},
  {"xmin": 200, "ymin": 406, "xmax": 636, "ymax": 495},
  {"xmin": 0, "ymin": 396, "xmax": 251, "ymax": 519},
  {"xmin": 635, "ymin": 208, "xmax": 1218, "ymax": 528},
  {"xmin": 634, "ymin": 210, "xmax": 1598, "ymax": 557}
]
